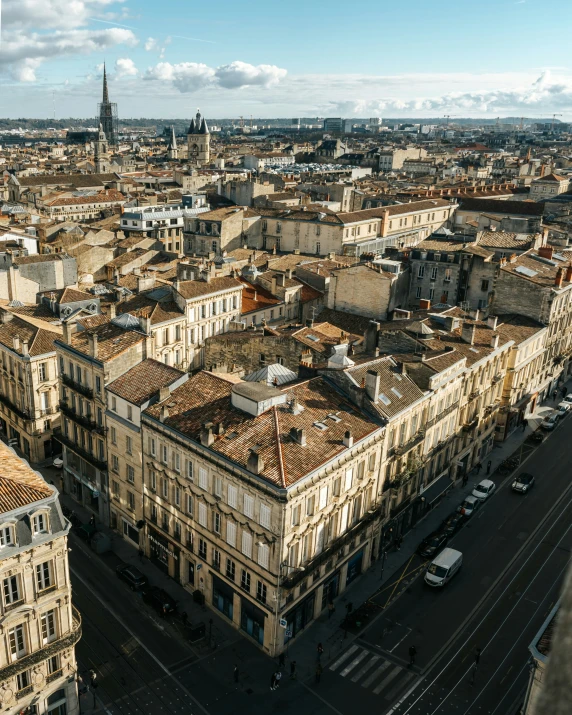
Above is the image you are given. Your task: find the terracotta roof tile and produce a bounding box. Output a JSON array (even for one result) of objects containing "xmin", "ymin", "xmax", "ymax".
[
  {"xmin": 107, "ymin": 358, "xmax": 185, "ymax": 405},
  {"xmin": 0, "ymin": 442, "xmax": 52, "ymax": 512}
]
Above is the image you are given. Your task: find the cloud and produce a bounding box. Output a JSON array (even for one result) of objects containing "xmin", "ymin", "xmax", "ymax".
[
  {"xmin": 2, "ymin": 0, "xmax": 124, "ymax": 31},
  {"xmin": 115, "ymin": 57, "xmax": 138, "ymax": 77},
  {"xmin": 145, "ymin": 37, "xmax": 157, "ymax": 52},
  {"xmin": 144, "ymin": 60, "xmax": 288, "ymax": 93}
]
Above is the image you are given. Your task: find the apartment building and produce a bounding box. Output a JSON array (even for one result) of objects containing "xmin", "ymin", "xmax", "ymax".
[
  {"xmin": 529, "ymin": 173, "xmax": 569, "ymax": 201},
  {"xmin": 0, "ymin": 443, "xmax": 81, "ymax": 715},
  {"xmin": 106, "ymin": 359, "xmax": 187, "ymax": 548},
  {"xmin": 140, "ymin": 373, "xmax": 385, "ymax": 655},
  {"xmin": 36, "ymin": 190, "xmax": 126, "ymax": 222},
  {"xmin": 55, "ymin": 319, "xmax": 150, "ymax": 523},
  {"xmin": 0, "ymin": 311, "xmax": 61, "ymax": 463},
  {"xmin": 183, "ymin": 207, "xmax": 246, "ymax": 257},
  {"xmin": 377, "ymin": 147, "xmax": 427, "ymax": 172}
]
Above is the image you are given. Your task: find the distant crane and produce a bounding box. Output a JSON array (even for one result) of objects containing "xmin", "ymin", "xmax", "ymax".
[
  {"xmin": 239, "ymin": 116, "xmax": 244, "ymax": 128},
  {"xmin": 552, "ymin": 113, "xmax": 563, "ymax": 130}
]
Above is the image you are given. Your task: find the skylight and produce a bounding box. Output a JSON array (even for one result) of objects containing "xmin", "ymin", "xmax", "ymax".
[
  {"xmin": 313, "ymin": 421, "xmax": 328, "ymax": 431},
  {"xmin": 379, "ymin": 393, "xmax": 392, "ymax": 406},
  {"xmin": 391, "ymin": 387, "xmax": 403, "ymax": 398}
]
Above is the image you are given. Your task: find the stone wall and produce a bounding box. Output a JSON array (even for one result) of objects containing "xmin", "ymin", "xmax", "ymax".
[{"xmin": 204, "ymin": 332, "xmax": 310, "ymax": 373}]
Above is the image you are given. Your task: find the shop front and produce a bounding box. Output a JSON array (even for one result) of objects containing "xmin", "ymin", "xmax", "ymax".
[
  {"xmin": 122, "ymin": 518, "xmax": 140, "ymax": 546},
  {"xmin": 240, "ymin": 597, "xmax": 266, "ymax": 645},
  {"xmin": 148, "ymin": 527, "xmax": 179, "ymax": 578},
  {"xmin": 345, "ymin": 549, "xmax": 364, "ymax": 586},
  {"xmin": 212, "ymin": 574, "xmax": 235, "ymax": 621},
  {"xmin": 321, "ymin": 571, "xmax": 340, "ymax": 611},
  {"xmin": 284, "ymin": 592, "xmax": 316, "ymax": 643}
]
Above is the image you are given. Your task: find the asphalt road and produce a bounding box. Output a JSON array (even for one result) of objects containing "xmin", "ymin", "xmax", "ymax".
[{"xmin": 64, "ymin": 416, "xmax": 571, "ymax": 715}]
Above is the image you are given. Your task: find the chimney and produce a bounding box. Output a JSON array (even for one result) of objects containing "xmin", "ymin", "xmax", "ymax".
[
  {"xmin": 276, "ymin": 273, "xmax": 286, "ymax": 287},
  {"xmin": 490, "ymin": 334, "xmax": 500, "ymax": 349},
  {"xmin": 538, "ymin": 245, "xmax": 554, "ymax": 260},
  {"xmin": 365, "ymin": 320, "xmax": 380, "ymax": 354},
  {"xmin": 140, "ymin": 316, "xmax": 151, "ymax": 335},
  {"xmin": 62, "ymin": 321, "xmax": 77, "ymax": 345},
  {"xmin": 364, "ymin": 370, "xmax": 381, "ymax": 402},
  {"xmin": 289, "ymin": 427, "xmax": 307, "ymax": 446},
  {"xmin": 487, "ymin": 315, "xmax": 498, "ymax": 330},
  {"xmin": 21, "ymin": 340, "xmax": 29, "ymax": 356},
  {"xmin": 0, "ymin": 311, "xmax": 13, "ymax": 324},
  {"xmin": 12, "ymin": 336, "xmax": 20, "ymax": 352},
  {"xmin": 343, "ymin": 430, "xmax": 354, "ymax": 448},
  {"xmin": 419, "ymin": 298, "xmax": 431, "ymax": 310},
  {"xmin": 566, "ymin": 264, "xmax": 572, "ymax": 283},
  {"xmin": 158, "ymin": 386, "xmax": 170, "ymax": 402},
  {"xmin": 287, "ymin": 268, "xmax": 293, "ymax": 279},
  {"xmin": 109, "ymin": 303, "xmax": 116, "ymax": 319},
  {"xmin": 271, "ymin": 276, "xmax": 277, "ymax": 294},
  {"xmin": 461, "ymin": 322, "xmax": 476, "ymax": 345},
  {"xmin": 200, "ymin": 422, "xmax": 215, "ymax": 447},
  {"xmin": 88, "ymin": 333, "xmax": 98, "ymax": 359},
  {"xmin": 306, "ymin": 318, "xmax": 314, "ymax": 328},
  {"xmin": 159, "ymin": 405, "xmax": 169, "ymax": 423},
  {"xmin": 247, "ymin": 447, "xmax": 265, "ymax": 475},
  {"xmin": 555, "ymin": 267, "xmax": 564, "ymax": 288}
]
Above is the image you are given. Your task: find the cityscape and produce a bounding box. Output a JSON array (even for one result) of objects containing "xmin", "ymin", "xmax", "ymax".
[{"xmin": 1, "ymin": 2, "xmax": 572, "ymax": 715}]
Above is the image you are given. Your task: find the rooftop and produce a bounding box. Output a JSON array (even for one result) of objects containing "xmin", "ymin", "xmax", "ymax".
[{"xmin": 106, "ymin": 358, "xmax": 186, "ymax": 405}]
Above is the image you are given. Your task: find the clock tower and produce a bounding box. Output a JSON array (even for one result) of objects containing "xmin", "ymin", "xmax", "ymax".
[{"xmin": 187, "ymin": 109, "xmax": 210, "ymax": 167}]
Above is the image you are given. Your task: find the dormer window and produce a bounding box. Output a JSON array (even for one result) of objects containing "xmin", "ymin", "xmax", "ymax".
[
  {"xmin": 0, "ymin": 524, "xmax": 15, "ymax": 548},
  {"xmin": 32, "ymin": 513, "xmax": 48, "ymax": 536}
]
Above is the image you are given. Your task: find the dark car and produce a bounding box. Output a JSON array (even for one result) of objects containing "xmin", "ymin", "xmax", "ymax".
[
  {"xmin": 73, "ymin": 523, "xmax": 96, "ymax": 542},
  {"xmin": 142, "ymin": 587, "xmax": 177, "ymax": 616},
  {"xmin": 116, "ymin": 564, "xmax": 148, "ymax": 591},
  {"xmin": 512, "ymin": 472, "xmax": 535, "ymax": 494},
  {"xmin": 417, "ymin": 531, "xmax": 448, "ymax": 559},
  {"xmin": 440, "ymin": 512, "xmax": 464, "ymax": 537}
]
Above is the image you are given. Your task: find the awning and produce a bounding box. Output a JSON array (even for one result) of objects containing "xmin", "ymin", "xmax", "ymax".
[{"xmin": 420, "ymin": 474, "xmax": 453, "ymax": 504}]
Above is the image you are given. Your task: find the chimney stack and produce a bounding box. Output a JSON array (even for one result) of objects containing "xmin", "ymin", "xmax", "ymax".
[
  {"xmin": 538, "ymin": 245, "xmax": 554, "ymax": 260},
  {"xmin": 487, "ymin": 315, "xmax": 498, "ymax": 330},
  {"xmin": 62, "ymin": 321, "xmax": 77, "ymax": 345},
  {"xmin": 364, "ymin": 370, "xmax": 381, "ymax": 403},
  {"xmin": 566, "ymin": 264, "xmax": 572, "ymax": 283},
  {"xmin": 365, "ymin": 321, "xmax": 380, "ymax": 354},
  {"xmin": 88, "ymin": 333, "xmax": 98, "ymax": 359},
  {"xmin": 200, "ymin": 422, "xmax": 215, "ymax": 447},
  {"xmin": 12, "ymin": 336, "xmax": 20, "ymax": 352},
  {"xmin": 555, "ymin": 267, "xmax": 564, "ymax": 288},
  {"xmin": 490, "ymin": 334, "xmax": 499, "ymax": 349},
  {"xmin": 419, "ymin": 298, "xmax": 431, "ymax": 310},
  {"xmin": 461, "ymin": 321, "xmax": 477, "ymax": 345},
  {"xmin": 343, "ymin": 430, "xmax": 354, "ymax": 448},
  {"xmin": 158, "ymin": 386, "xmax": 170, "ymax": 402},
  {"xmin": 247, "ymin": 447, "xmax": 265, "ymax": 475},
  {"xmin": 21, "ymin": 340, "xmax": 29, "ymax": 356},
  {"xmin": 159, "ymin": 405, "xmax": 169, "ymax": 423},
  {"xmin": 289, "ymin": 427, "xmax": 307, "ymax": 446},
  {"xmin": 109, "ymin": 303, "xmax": 116, "ymax": 319}
]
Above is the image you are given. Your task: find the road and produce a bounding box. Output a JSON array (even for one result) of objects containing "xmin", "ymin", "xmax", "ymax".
[{"xmin": 61, "ymin": 416, "xmax": 571, "ymax": 715}]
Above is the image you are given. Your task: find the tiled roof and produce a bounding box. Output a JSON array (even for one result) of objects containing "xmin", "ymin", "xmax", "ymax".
[
  {"xmin": 117, "ymin": 296, "xmax": 184, "ymax": 325},
  {"xmin": 500, "ymin": 251, "xmax": 572, "ymax": 288},
  {"xmin": 106, "ymin": 248, "xmax": 149, "ymax": 268},
  {"xmin": 0, "ymin": 443, "xmax": 52, "ymax": 512},
  {"xmin": 16, "ymin": 173, "xmax": 117, "ymax": 188},
  {"xmin": 533, "ymin": 173, "xmax": 566, "ymax": 183},
  {"xmin": 239, "ymin": 279, "xmax": 281, "ymax": 314},
  {"xmin": 458, "ymin": 198, "xmax": 545, "ymax": 216},
  {"xmin": 495, "ymin": 314, "xmax": 545, "ymax": 344},
  {"xmin": 39, "ymin": 287, "xmax": 95, "ymax": 304},
  {"xmin": 144, "ymin": 373, "xmax": 379, "ymax": 487},
  {"xmin": 44, "ymin": 190, "xmax": 125, "ymax": 207},
  {"xmin": 176, "ymin": 276, "xmax": 242, "ymax": 300},
  {"xmin": 107, "ymin": 358, "xmax": 185, "ymax": 405},
  {"xmin": 68, "ymin": 321, "xmax": 145, "ymax": 362},
  {"xmin": 291, "ymin": 322, "xmax": 361, "ymax": 354},
  {"xmin": 478, "ymin": 231, "xmax": 538, "ymax": 249},
  {"xmin": 0, "ymin": 315, "xmax": 59, "ymax": 356}
]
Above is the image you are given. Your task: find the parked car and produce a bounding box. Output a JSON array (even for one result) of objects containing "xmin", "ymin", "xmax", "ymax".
[
  {"xmin": 472, "ymin": 479, "xmax": 496, "ymax": 501},
  {"xmin": 457, "ymin": 495, "xmax": 481, "ymax": 517},
  {"xmin": 116, "ymin": 564, "xmax": 148, "ymax": 591},
  {"xmin": 541, "ymin": 412, "xmax": 560, "ymax": 430},
  {"xmin": 512, "ymin": 472, "xmax": 535, "ymax": 494},
  {"xmin": 557, "ymin": 403, "xmax": 570, "ymax": 418},
  {"xmin": 73, "ymin": 523, "xmax": 96, "ymax": 542},
  {"xmin": 142, "ymin": 587, "xmax": 177, "ymax": 616},
  {"xmin": 562, "ymin": 394, "xmax": 572, "ymax": 404},
  {"xmin": 52, "ymin": 456, "xmax": 63, "ymax": 469},
  {"xmin": 440, "ymin": 512, "xmax": 465, "ymax": 537},
  {"xmin": 417, "ymin": 531, "xmax": 448, "ymax": 559}
]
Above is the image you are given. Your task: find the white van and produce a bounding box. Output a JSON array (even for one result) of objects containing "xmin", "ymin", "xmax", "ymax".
[{"xmin": 424, "ymin": 547, "xmax": 463, "ymax": 587}]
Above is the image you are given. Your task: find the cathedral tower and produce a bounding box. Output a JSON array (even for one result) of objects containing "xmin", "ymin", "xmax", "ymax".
[{"xmin": 187, "ymin": 109, "xmax": 210, "ymax": 166}]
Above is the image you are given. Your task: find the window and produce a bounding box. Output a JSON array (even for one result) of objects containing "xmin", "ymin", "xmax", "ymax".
[
  {"xmin": 319, "ymin": 486, "xmax": 328, "ymax": 511},
  {"xmin": 227, "ymin": 484, "xmax": 237, "ymax": 509},
  {"xmin": 47, "ymin": 655, "xmax": 61, "ymax": 676},
  {"xmin": 430, "ymin": 266, "xmax": 438, "ymax": 280},
  {"xmin": 444, "ymin": 268, "xmax": 451, "ymax": 282},
  {"xmin": 198, "ymin": 468, "xmax": 208, "ymax": 490},
  {"xmin": 112, "ymin": 454, "xmax": 119, "ymax": 473},
  {"xmin": 126, "ymin": 436, "xmax": 132, "ymax": 454},
  {"xmin": 481, "ymin": 279, "xmax": 489, "ymax": 292},
  {"xmin": 213, "ymin": 549, "xmax": 221, "ymax": 571},
  {"xmin": 416, "ymin": 286, "xmax": 422, "ymax": 299},
  {"xmin": 243, "ymin": 494, "xmax": 254, "ymax": 519},
  {"xmin": 41, "ymin": 609, "xmax": 56, "ymax": 644},
  {"xmin": 32, "ymin": 513, "xmax": 46, "ymax": 535},
  {"xmin": 306, "ymin": 495, "xmax": 315, "ymax": 516},
  {"xmin": 127, "ymin": 405, "xmax": 133, "ymax": 421},
  {"xmin": 226, "ymin": 521, "xmax": 236, "ymax": 547},
  {"xmin": 36, "ymin": 561, "xmax": 52, "ymax": 591},
  {"xmin": 241, "ymin": 531, "xmax": 252, "ymax": 559},
  {"xmin": 186, "ymin": 492, "xmax": 194, "ymax": 516},
  {"xmin": 127, "ymin": 465, "xmax": 135, "ymax": 483},
  {"xmin": 110, "ymin": 426, "xmax": 117, "ymax": 445},
  {"xmin": 187, "ymin": 460, "xmax": 194, "ymax": 481},
  {"xmin": 111, "ymin": 396, "xmax": 117, "ymax": 412},
  {"xmin": 174, "ymin": 486, "xmax": 180, "ymax": 508},
  {"xmin": 257, "ymin": 543, "xmax": 269, "ymax": 569},
  {"xmin": 162, "ymin": 478, "xmax": 168, "ymax": 499},
  {"xmin": 16, "ymin": 671, "xmax": 30, "ymax": 692},
  {"xmin": 199, "ymin": 538, "xmax": 207, "ymax": 560},
  {"xmin": 9, "ymin": 624, "xmax": 26, "ymax": 660},
  {"xmin": 149, "ymin": 470, "xmax": 156, "ymax": 491},
  {"xmin": 0, "ymin": 526, "xmax": 13, "ymax": 548},
  {"xmin": 162, "ymin": 445, "xmax": 168, "ymax": 464},
  {"xmin": 149, "ymin": 438, "xmax": 156, "ymax": 457},
  {"xmin": 429, "ymin": 288, "xmax": 435, "ymax": 300},
  {"xmin": 345, "ymin": 468, "xmax": 353, "ymax": 491},
  {"xmin": 256, "ymin": 581, "xmax": 267, "ymax": 605},
  {"xmin": 96, "ymin": 376, "xmax": 102, "ymax": 394},
  {"xmin": 174, "ymin": 452, "xmax": 181, "ymax": 473},
  {"xmin": 214, "ymin": 476, "xmax": 222, "ymax": 498},
  {"xmin": 226, "ymin": 558, "xmax": 236, "ymax": 581},
  {"xmin": 241, "ymin": 570, "xmax": 251, "ymax": 592},
  {"xmin": 3, "ymin": 575, "xmax": 20, "ymax": 605},
  {"xmin": 112, "ymin": 480, "xmax": 120, "ymax": 500},
  {"xmin": 38, "ymin": 362, "xmax": 47, "ymax": 381},
  {"xmin": 260, "ymin": 503, "xmax": 271, "ymax": 529},
  {"xmin": 417, "ymin": 264, "xmax": 425, "ymax": 279},
  {"xmin": 198, "ymin": 502, "xmax": 207, "ymax": 528},
  {"xmin": 127, "ymin": 492, "xmax": 135, "ymax": 511}
]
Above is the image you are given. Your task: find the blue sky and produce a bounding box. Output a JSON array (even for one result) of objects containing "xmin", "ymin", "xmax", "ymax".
[{"xmin": 2, "ymin": 0, "xmax": 572, "ymax": 119}]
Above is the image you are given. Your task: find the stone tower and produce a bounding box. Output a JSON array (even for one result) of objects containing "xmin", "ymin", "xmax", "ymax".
[
  {"xmin": 167, "ymin": 125, "xmax": 178, "ymax": 160},
  {"xmin": 98, "ymin": 63, "xmax": 117, "ymax": 145},
  {"xmin": 187, "ymin": 109, "xmax": 210, "ymax": 166},
  {"xmin": 94, "ymin": 123, "xmax": 110, "ymax": 173}
]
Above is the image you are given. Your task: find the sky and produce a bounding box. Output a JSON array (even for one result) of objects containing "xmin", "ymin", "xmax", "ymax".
[{"xmin": 2, "ymin": 0, "xmax": 572, "ymax": 120}]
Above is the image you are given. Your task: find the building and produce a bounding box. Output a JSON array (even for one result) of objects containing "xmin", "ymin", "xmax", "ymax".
[
  {"xmin": 37, "ymin": 190, "xmax": 126, "ymax": 223},
  {"xmin": 183, "ymin": 207, "xmax": 246, "ymax": 256},
  {"xmin": 0, "ymin": 442, "xmax": 81, "ymax": 715},
  {"xmin": 187, "ymin": 110, "xmax": 210, "ymax": 167},
  {"xmin": 97, "ymin": 64, "xmax": 118, "ymax": 146},
  {"xmin": 522, "ymin": 602, "xmax": 559, "ymax": 714},
  {"xmin": 243, "ymin": 154, "xmax": 295, "ymax": 171},
  {"xmin": 106, "ymin": 359, "xmax": 187, "ymax": 549},
  {"xmin": 323, "ymin": 118, "xmax": 344, "ymax": 134},
  {"xmin": 167, "ymin": 126, "xmax": 178, "ymax": 161},
  {"xmin": 378, "ymin": 148, "xmax": 427, "ymax": 172},
  {"xmin": 140, "ymin": 372, "xmax": 385, "ymax": 655},
  {"xmin": 0, "ymin": 310, "xmax": 61, "ymax": 463},
  {"xmin": 529, "ymin": 173, "xmax": 570, "ymax": 201},
  {"xmin": 94, "ymin": 124, "xmax": 110, "ymax": 174}
]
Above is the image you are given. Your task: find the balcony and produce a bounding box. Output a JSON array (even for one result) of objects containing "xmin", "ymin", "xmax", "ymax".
[
  {"xmin": 59, "ymin": 401, "xmax": 105, "ymax": 434},
  {"xmin": 0, "ymin": 606, "xmax": 81, "ymax": 683},
  {"xmin": 53, "ymin": 428, "xmax": 107, "ymax": 471},
  {"xmin": 0, "ymin": 393, "xmax": 31, "ymax": 421},
  {"xmin": 62, "ymin": 374, "xmax": 93, "ymax": 399},
  {"xmin": 463, "ymin": 418, "xmax": 479, "ymax": 433}
]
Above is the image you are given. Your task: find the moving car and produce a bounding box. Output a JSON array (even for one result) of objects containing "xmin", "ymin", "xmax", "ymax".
[
  {"xmin": 541, "ymin": 412, "xmax": 560, "ymax": 430},
  {"xmin": 142, "ymin": 587, "xmax": 177, "ymax": 616},
  {"xmin": 440, "ymin": 512, "xmax": 464, "ymax": 537},
  {"xmin": 424, "ymin": 548, "xmax": 463, "ymax": 587},
  {"xmin": 417, "ymin": 531, "xmax": 448, "ymax": 559},
  {"xmin": 512, "ymin": 472, "xmax": 535, "ymax": 493},
  {"xmin": 472, "ymin": 479, "xmax": 496, "ymax": 501},
  {"xmin": 457, "ymin": 495, "xmax": 481, "ymax": 517},
  {"xmin": 116, "ymin": 564, "xmax": 148, "ymax": 591}
]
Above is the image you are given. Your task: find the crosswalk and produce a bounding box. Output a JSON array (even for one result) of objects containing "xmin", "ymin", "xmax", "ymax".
[{"xmin": 329, "ymin": 643, "xmax": 416, "ymax": 700}]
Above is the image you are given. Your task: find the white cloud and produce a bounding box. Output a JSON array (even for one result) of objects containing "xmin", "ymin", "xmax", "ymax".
[
  {"xmin": 145, "ymin": 37, "xmax": 157, "ymax": 52},
  {"xmin": 144, "ymin": 60, "xmax": 288, "ymax": 93},
  {"xmin": 2, "ymin": 0, "xmax": 123, "ymax": 31},
  {"xmin": 115, "ymin": 57, "xmax": 138, "ymax": 77}
]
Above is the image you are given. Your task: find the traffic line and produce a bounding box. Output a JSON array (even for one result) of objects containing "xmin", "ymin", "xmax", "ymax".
[
  {"xmin": 339, "ymin": 649, "xmax": 368, "ymax": 676},
  {"xmin": 351, "ymin": 654, "xmax": 380, "ymax": 682},
  {"xmin": 362, "ymin": 660, "xmax": 392, "ymax": 688},
  {"xmin": 373, "ymin": 665, "xmax": 401, "ymax": 695},
  {"xmin": 329, "ymin": 644, "xmax": 358, "ymax": 671},
  {"xmin": 385, "ymin": 671, "xmax": 416, "ymax": 701}
]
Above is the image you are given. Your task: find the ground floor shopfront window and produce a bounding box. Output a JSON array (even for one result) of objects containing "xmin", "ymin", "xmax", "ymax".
[
  {"xmin": 284, "ymin": 593, "xmax": 315, "ymax": 643},
  {"xmin": 122, "ymin": 519, "xmax": 139, "ymax": 545},
  {"xmin": 240, "ymin": 597, "xmax": 265, "ymax": 645},
  {"xmin": 321, "ymin": 571, "xmax": 340, "ymax": 611},
  {"xmin": 46, "ymin": 688, "xmax": 67, "ymax": 715},
  {"xmin": 346, "ymin": 549, "xmax": 364, "ymax": 586},
  {"xmin": 213, "ymin": 574, "xmax": 234, "ymax": 621}
]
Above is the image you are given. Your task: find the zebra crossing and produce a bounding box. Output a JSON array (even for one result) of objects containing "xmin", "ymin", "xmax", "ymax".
[{"xmin": 329, "ymin": 643, "xmax": 416, "ymax": 699}]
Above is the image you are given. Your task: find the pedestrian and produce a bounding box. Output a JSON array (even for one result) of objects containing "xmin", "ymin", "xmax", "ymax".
[
  {"xmin": 89, "ymin": 515, "xmax": 95, "ymax": 527},
  {"xmin": 409, "ymin": 645, "xmax": 417, "ymax": 667},
  {"xmin": 395, "ymin": 534, "xmax": 403, "ymax": 551},
  {"xmin": 315, "ymin": 663, "xmax": 322, "ymax": 683},
  {"xmin": 270, "ymin": 672, "xmax": 277, "ymax": 690},
  {"xmin": 279, "ymin": 652, "xmax": 285, "ymax": 667},
  {"xmin": 486, "ymin": 460, "xmax": 492, "ymax": 476},
  {"xmin": 521, "ymin": 420, "xmax": 527, "ymax": 432},
  {"xmin": 275, "ymin": 671, "xmax": 282, "ymax": 689},
  {"xmin": 234, "ymin": 665, "xmax": 239, "ymax": 684},
  {"xmin": 317, "ymin": 642, "xmax": 324, "ymax": 658},
  {"xmin": 476, "ymin": 462, "xmax": 482, "ymax": 475},
  {"xmin": 328, "ymin": 600, "xmax": 335, "ymax": 619},
  {"xmin": 89, "ymin": 669, "xmax": 97, "ymax": 688},
  {"xmin": 553, "ymin": 388, "xmax": 558, "ymax": 400},
  {"xmin": 290, "ymin": 661, "xmax": 297, "ymax": 679}
]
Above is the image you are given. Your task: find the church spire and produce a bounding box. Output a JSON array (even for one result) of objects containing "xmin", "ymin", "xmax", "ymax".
[{"xmin": 102, "ymin": 63, "xmax": 109, "ymax": 105}]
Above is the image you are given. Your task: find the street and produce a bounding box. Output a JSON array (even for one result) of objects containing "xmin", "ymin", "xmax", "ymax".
[{"xmin": 62, "ymin": 414, "xmax": 572, "ymax": 715}]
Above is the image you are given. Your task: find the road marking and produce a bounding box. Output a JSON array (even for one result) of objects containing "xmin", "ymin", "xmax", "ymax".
[
  {"xmin": 340, "ymin": 649, "xmax": 368, "ymax": 676},
  {"xmin": 362, "ymin": 660, "xmax": 392, "ymax": 688},
  {"xmin": 384, "ymin": 555, "xmax": 415, "ymax": 608},
  {"xmin": 385, "ymin": 671, "xmax": 416, "ymax": 701},
  {"xmin": 71, "ymin": 567, "xmax": 211, "ymax": 715},
  {"xmin": 499, "ymin": 665, "xmax": 513, "ymax": 685},
  {"xmin": 373, "ymin": 665, "xmax": 401, "ymax": 695},
  {"xmin": 329, "ymin": 644, "xmax": 358, "ymax": 671},
  {"xmin": 351, "ymin": 654, "xmax": 380, "ymax": 682},
  {"xmin": 389, "ymin": 626, "xmax": 411, "ymax": 653}
]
